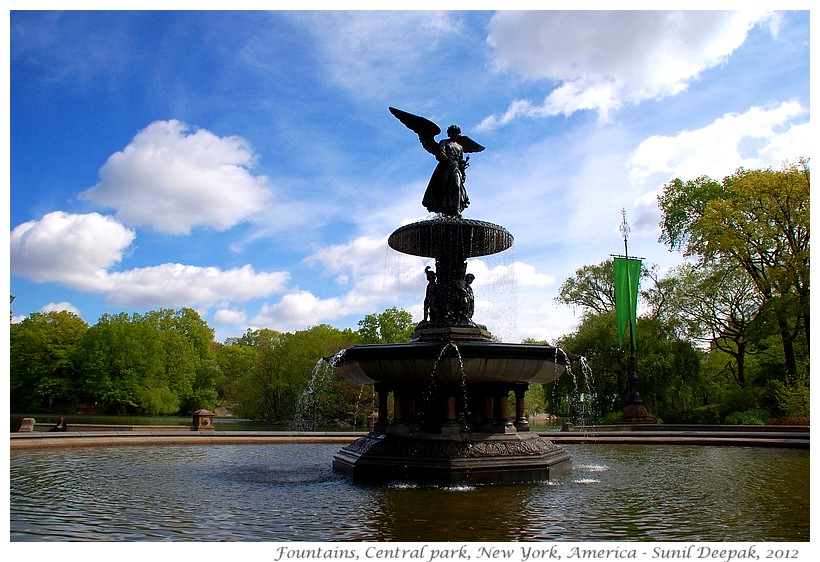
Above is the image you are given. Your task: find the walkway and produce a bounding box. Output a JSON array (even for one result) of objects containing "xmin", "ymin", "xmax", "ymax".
[{"xmin": 10, "ymin": 424, "xmax": 808, "ymax": 449}]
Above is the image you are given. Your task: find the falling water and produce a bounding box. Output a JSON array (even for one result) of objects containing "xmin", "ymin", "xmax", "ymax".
[
  {"xmin": 554, "ymin": 347, "xmax": 596, "ymax": 425},
  {"xmin": 293, "ymin": 350, "xmax": 347, "ymax": 430},
  {"xmin": 416, "ymin": 342, "xmax": 471, "ymax": 432},
  {"xmin": 351, "ymin": 386, "xmax": 376, "ymax": 431}
]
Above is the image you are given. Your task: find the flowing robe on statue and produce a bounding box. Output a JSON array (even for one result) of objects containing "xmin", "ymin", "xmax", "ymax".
[{"xmin": 422, "ymin": 139, "xmax": 469, "ymax": 216}]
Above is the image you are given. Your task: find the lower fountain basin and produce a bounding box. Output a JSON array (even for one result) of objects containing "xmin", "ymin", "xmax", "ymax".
[
  {"xmin": 333, "ymin": 432, "xmax": 572, "ymax": 485},
  {"xmin": 333, "ymin": 341, "xmax": 570, "ymax": 385}
]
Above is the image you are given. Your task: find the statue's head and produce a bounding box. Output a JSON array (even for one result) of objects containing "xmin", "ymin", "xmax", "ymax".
[{"xmin": 447, "ymin": 125, "xmax": 461, "ymax": 138}]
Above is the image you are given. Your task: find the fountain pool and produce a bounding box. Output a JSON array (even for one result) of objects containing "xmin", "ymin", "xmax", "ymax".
[{"xmin": 10, "ymin": 442, "xmax": 808, "ymax": 541}]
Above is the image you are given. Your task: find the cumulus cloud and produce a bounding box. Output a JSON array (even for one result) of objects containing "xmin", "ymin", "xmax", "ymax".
[
  {"xmin": 251, "ymin": 290, "xmax": 374, "ymax": 333},
  {"xmin": 213, "ymin": 308, "xmax": 248, "ymax": 326},
  {"xmin": 103, "ymin": 264, "xmax": 289, "ymax": 307},
  {"xmin": 481, "ymin": 11, "xmax": 774, "ymax": 127},
  {"xmin": 40, "ymin": 302, "xmax": 82, "ymax": 316},
  {"xmin": 10, "ymin": 211, "xmax": 291, "ymax": 309},
  {"xmin": 304, "ymin": 235, "xmax": 389, "ymax": 286},
  {"xmin": 628, "ymin": 101, "xmax": 809, "ymax": 185},
  {"xmin": 79, "ymin": 120, "xmax": 271, "ymax": 234},
  {"xmin": 10, "ymin": 211, "xmax": 135, "ymax": 286}
]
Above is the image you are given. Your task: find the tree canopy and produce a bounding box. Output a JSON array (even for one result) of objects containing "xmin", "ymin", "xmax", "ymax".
[{"xmin": 658, "ymin": 159, "xmax": 809, "ymax": 384}]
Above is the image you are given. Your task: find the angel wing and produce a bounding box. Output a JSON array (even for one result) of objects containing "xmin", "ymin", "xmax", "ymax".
[
  {"xmin": 455, "ymin": 135, "xmax": 485, "ymax": 154},
  {"xmin": 389, "ymin": 107, "xmax": 440, "ymax": 136},
  {"xmin": 389, "ymin": 107, "xmax": 440, "ymax": 155},
  {"xmin": 389, "ymin": 106, "xmax": 486, "ymax": 155}
]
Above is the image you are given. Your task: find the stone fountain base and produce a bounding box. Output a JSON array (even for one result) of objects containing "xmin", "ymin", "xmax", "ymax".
[{"xmin": 332, "ymin": 431, "xmax": 571, "ymax": 486}]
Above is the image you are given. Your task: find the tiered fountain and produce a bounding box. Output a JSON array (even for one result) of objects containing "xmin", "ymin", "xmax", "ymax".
[{"xmin": 331, "ymin": 108, "xmax": 572, "ymax": 485}]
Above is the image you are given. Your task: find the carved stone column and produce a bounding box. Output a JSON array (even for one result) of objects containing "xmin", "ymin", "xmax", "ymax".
[
  {"xmin": 374, "ymin": 383, "xmax": 389, "ymax": 433},
  {"xmin": 514, "ymin": 384, "xmax": 530, "ymax": 431},
  {"xmin": 441, "ymin": 394, "xmax": 461, "ymax": 435}
]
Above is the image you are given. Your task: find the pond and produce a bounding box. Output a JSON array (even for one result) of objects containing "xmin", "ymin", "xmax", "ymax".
[{"xmin": 10, "ymin": 442, "xmax": 808, "ymax": 541}]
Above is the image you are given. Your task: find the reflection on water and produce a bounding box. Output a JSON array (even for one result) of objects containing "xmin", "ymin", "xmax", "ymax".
[{"xmin": 10, "ymin": 443, "xmax": 808, "ymax": 541}]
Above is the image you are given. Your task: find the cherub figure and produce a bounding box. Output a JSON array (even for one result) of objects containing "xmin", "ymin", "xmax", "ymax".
[
  {"xmin": 423, "ymin": 266, "xmax": 437, "ymax": 323},
  {"xmin": 389, "ymin": 107, "xmax": 485, "ymax": 217}
]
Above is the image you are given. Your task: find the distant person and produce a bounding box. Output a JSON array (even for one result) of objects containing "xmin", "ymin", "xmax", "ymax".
[{"xmin": 50, "ymin": 417, "xmax": 67, "ymax": 432}]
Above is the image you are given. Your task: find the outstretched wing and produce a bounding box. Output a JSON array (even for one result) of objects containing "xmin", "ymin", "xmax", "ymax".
[
  {"xmin": 389, "ymin": 107, "xmax": 441, "ymax": 137},
  {"xmin": 456, "ymin": 135, "xmax": 485, "ymax": 153}
]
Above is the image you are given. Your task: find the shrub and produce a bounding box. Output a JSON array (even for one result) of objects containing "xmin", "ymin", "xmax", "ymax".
[
  {"xmin": 724, "ymin": 409, "xmax": 767, "ymax": 425},
  {"xmin": 766, "ymin": 380, "xmax": 810, "ymax": 419},
  {"xmin": 597, "ymin": 411, "xmax": 623, "ymax": 425},
  {"xmin": 688, "ymin": 404, "xmax": 722, "ymax": 424}
]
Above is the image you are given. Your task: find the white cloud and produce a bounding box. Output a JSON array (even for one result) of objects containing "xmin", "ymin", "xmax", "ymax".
[
  {"xmin": 625, "ymin": 101, "xmax": 809, "ymax": 242},
  {"xmin": 103, "ymin": 264, "xmax": 289, "ymax": 307},
  {"xmin": 10, "ymin": 211, "xmax": 291, "ymax": 309},
  {"xmin": 304, "ymin": 235, "xmax": 389, "ymax": 285},
  {"xmin": 250, "ymin": 291, "xmax": 363, "ymax": 333},
  {"xmin": 247, "ymin": 235, "xmax": 400, "ymax": 331},
  {"xmin": 79, "ymin": 120, "xmax": 271, "ymax": 234},
  {"xmin": 482, "ymin": 11, "xmax": 774, "ymax": 127},
  {"xmin": 40, "ymin": 302, "xmax": 81, "ymax": 316},
  {"xmin": 10, "ymin": 211, "xmax": 135, "ymax": 285},
  {"xmin": 627, "ymin": 101, "xmax": 809, "ymax": 186},
  {"xmin": 509, "ymin": 261, "xmax": 555, "ymax": 288},
  {"xmin": 213, "ymin": 308, "xmax": 247, "ymax": 325}
]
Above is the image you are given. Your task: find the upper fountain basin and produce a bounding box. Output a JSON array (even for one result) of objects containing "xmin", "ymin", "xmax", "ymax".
[
  {"xmin": 332, "ymin": 341, "xmax": 571, "ymax": 385},
  {"xmin": 388, "ymin": 217, "xmax": 513, "ymax": 258}
]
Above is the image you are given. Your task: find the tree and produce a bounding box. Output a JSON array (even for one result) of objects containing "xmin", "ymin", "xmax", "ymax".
[
  {"xmin": 77, "ymin": 312, "xmax": 166, "ymax": 413},
  {"xmin": 223, "ymin": 324, "xmax": 360, "ymax": 423},
  {"xmin": 357, "ymin": 307, "xmax": 415, "ymax": 343},
  {"xmin": 556, "ymin": 260, "xmax": 618, "ymax": 315},
  {"xmin": 142, "ymin": 307, "xmax": 215, "ymax": 358},
  {"xmin": 140, "ymin": 308, "xmax": 219, "ymax": 412},
  {"xmin": 658, "ymin": 159, "xmax": 810, "ymax": 383},
  {"xmin": 75, "ymin": 309, "xmax": 220, "ymax": 415},
  {"xmin": 10, "ymin": 311, "xmax": 88, "ymax": 410},
  {"xmin": 652, "ymin": 262, "xmax": 765, "ymax": 389},
  {"xmin": 228, "ymin": 328, "xmax": 289, "ymax": 421},
  {"xmin": 554, "ymin": 310, "xmax": 702, "ymax": 423}
]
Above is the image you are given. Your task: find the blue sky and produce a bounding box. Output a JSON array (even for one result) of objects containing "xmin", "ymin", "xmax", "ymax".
[{"xmin": 7, "ymin": 7, "xmax": 812, "ymax": 344}]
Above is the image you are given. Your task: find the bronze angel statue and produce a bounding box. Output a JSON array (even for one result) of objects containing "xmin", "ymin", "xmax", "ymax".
[{"xmin": 389, "ymin": 107, "xmax": 485, "ymax": 217}]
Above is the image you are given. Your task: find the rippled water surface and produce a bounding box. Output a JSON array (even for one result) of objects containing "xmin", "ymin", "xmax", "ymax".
[{"xmin": 10, "ymin": 443, "xmax": 809, "ymax": 541}]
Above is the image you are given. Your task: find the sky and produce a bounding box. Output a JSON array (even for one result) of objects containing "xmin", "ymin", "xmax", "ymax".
[{"xmin": 6, "ymin": 5, "xmax": 813, "ymax": 345}]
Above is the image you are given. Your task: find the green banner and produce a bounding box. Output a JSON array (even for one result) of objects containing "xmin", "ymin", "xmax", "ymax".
[{"xmin": 613, "ymin": 257, "xmax": 642, "ymax": 350}]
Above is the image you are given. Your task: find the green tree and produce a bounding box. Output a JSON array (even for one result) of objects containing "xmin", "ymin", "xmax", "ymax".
[
  {"xmin": 75, "ymin": 308, "xmax": 220, "ymax": 415},
  {"xmin": 554, "ymin": 310, "xmax": 702, "ymax": 423},
  {"xmin": 556, "ymin": 260, "xmax": 619, "ymax": 314},
  {"xmin": 224, "ymin": 324, "xmax": 360, "ymax": 423},
  {"xmin": 658, "ymin": 159, "xmax": 810, "ymax": 383},
  {"xmin": 140, "ymin": 308, "xmax": 218, "ymax": 412},
  {"xmin": 229, "ymin": 328, "xmax": 290, "ymax": 421},
  {"xmin": 214, "ymin": 341, "xmax": 255, "ymax": 408},
  {"xmin": 10, "ymin": 311, "xmax": 88, "ymax": 410},
  {"xmin": 142, "ymin": 307, "xmax": 215, "ymax": 358},
  {"xmin": 77, "ymin": 312, "xmax": 166, "ymax": 413},
  {"xmin": 357, "ymin": 307, "xmax": 415, "ymax": 343},
  {"xmin": 651, "ymin": 262, "xmax": 765, "ymax": 389}
]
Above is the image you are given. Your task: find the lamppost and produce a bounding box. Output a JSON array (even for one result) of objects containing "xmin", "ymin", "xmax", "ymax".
[{"xmin": 613, "ymin": 209, "xmax": 654, "ymax": 423}]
